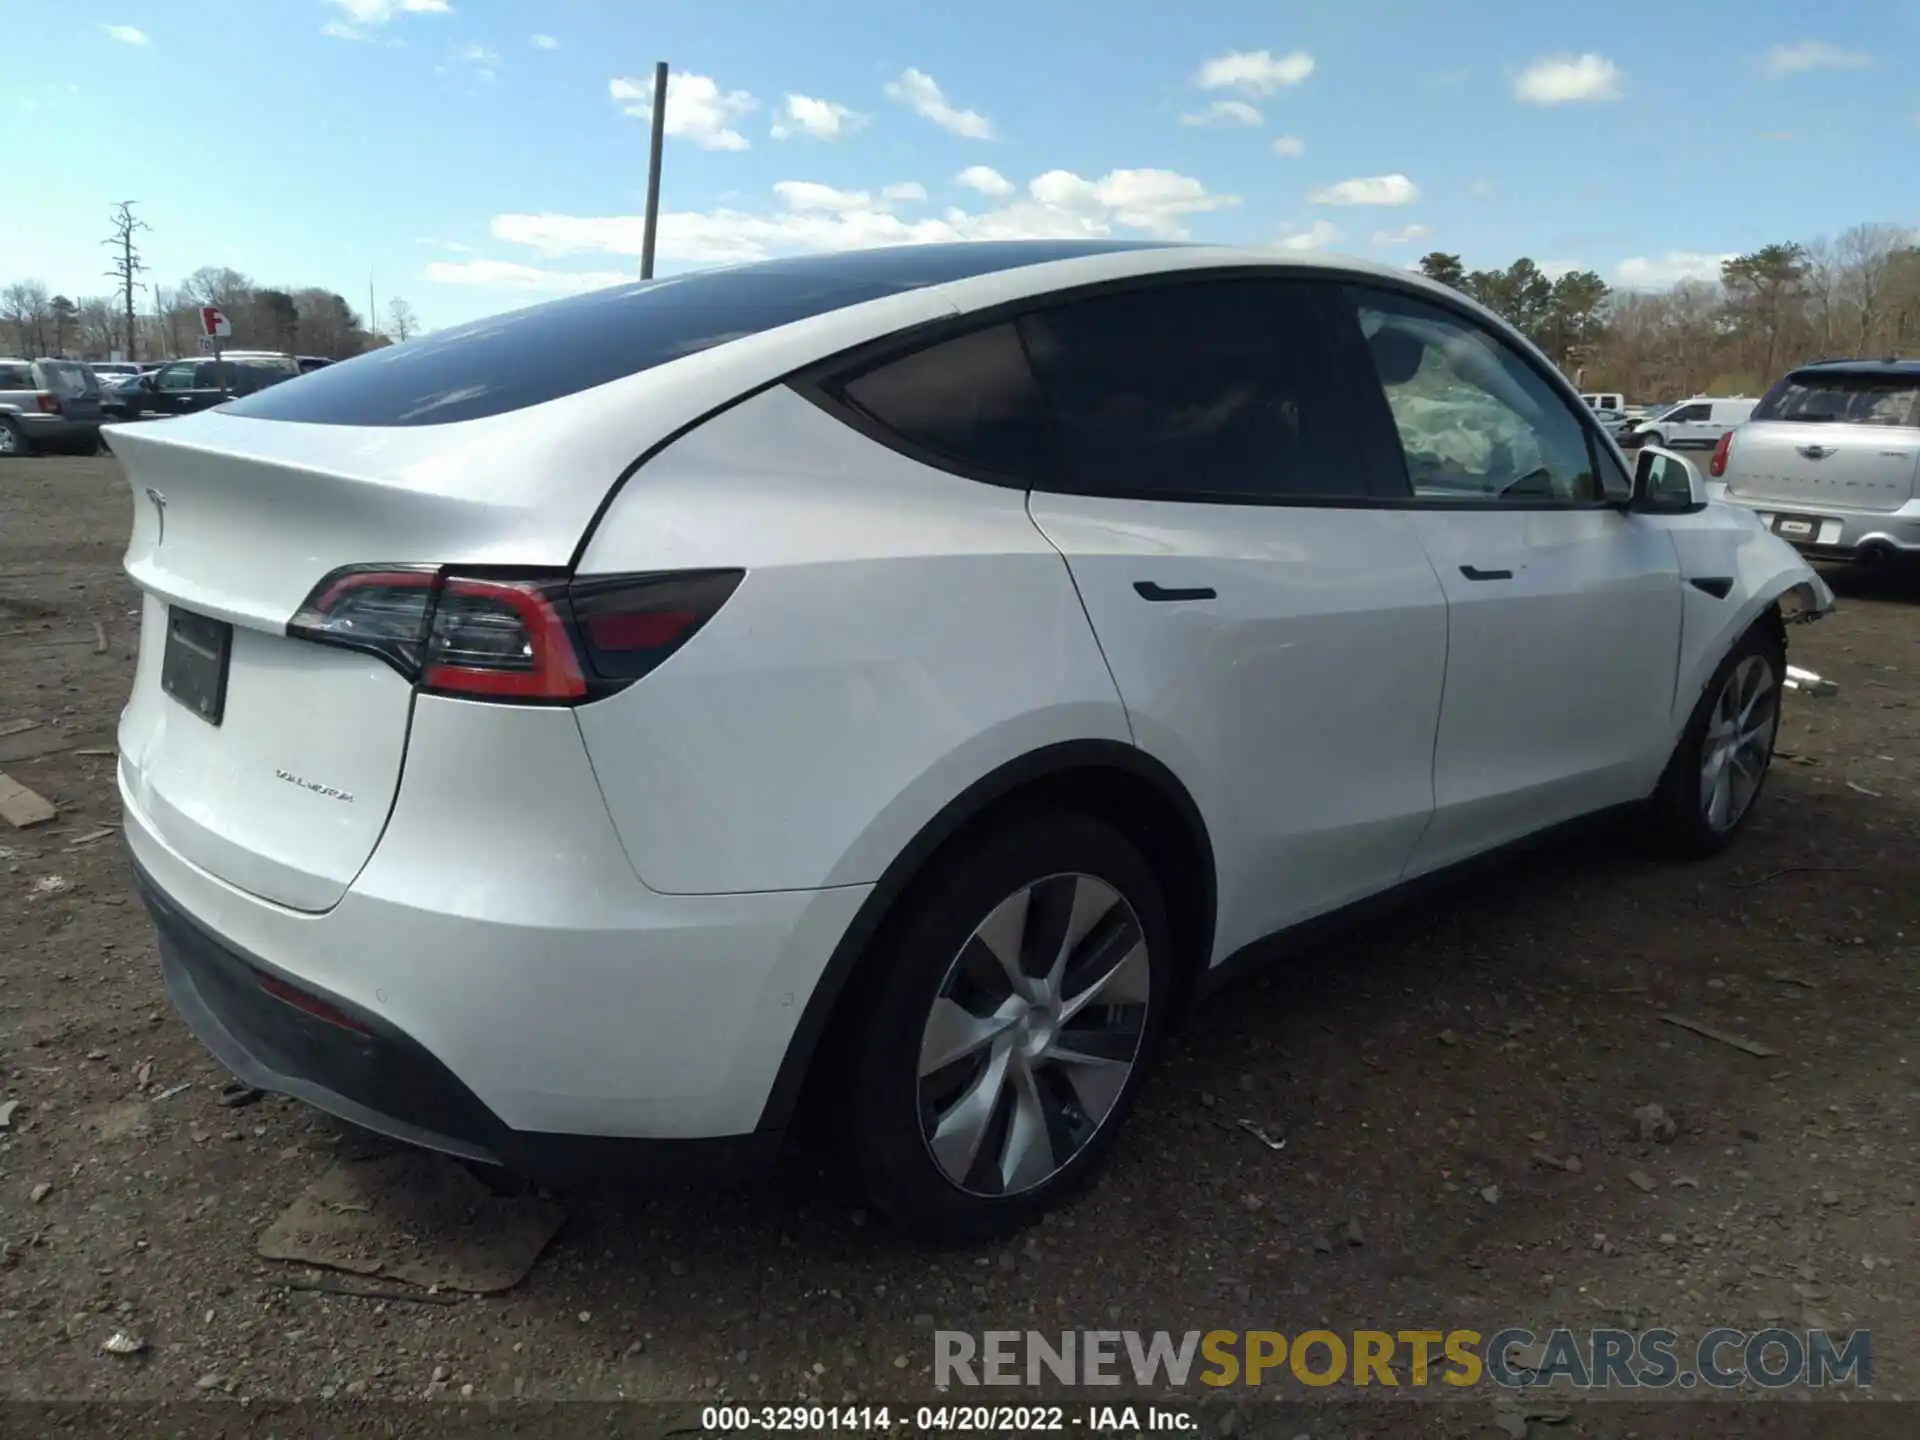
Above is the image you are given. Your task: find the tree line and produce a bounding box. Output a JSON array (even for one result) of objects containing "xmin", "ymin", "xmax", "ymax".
[
  {"xmin": 0, "ymin": 272, "xmax": 419, "ymax": 364},
  {"xmin": 0, "ymin": 201, "xmax": 419, "ymax": 365},
  {"xmin": 1416, "ymin": 221, "xmax": 1920, "ymax": 402}
]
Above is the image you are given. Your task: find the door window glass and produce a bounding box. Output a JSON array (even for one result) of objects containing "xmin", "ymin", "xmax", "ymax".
[
  {"xmin": 1017, "ymin": 279, "xmax": 1375, "ymax": 502},
  {"xmin": 1347, "ymin": 286, "xmax": 1602, "ymax": 504}
]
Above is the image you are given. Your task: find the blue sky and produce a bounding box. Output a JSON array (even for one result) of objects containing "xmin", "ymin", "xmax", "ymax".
[{"xmin": 10, "ymin": 0, "xmax": 1918, "ymax": 331}]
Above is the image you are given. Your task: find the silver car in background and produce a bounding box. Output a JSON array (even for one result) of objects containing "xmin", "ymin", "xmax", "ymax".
[
  {"xmin": 0, "ymin": 358, "xmax": 106, "ymax": 457},
  {"xmin": 1712, "ymin": 359, "xmax": 1920, "ymax": 565}
]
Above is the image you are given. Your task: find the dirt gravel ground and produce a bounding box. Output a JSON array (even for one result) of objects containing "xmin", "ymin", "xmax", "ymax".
[{"xmin": 1, "ymin": 455, "xmax": 1916, "ymax": 1430}]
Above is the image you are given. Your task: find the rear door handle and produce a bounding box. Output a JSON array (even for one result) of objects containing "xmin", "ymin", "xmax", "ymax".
[
  {"xmin": 1133, "ymin": 581, "xmax": 1217, "ymax": 603},
  {"xmin": 1459, "ymin": 565, "xmax": 1513, "ymax": 582}
]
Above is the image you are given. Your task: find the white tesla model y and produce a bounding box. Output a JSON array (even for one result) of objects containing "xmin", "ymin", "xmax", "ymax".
[{"xmin": 111, "ymin": 242, "xmax": 1833, "ymax": 1239}]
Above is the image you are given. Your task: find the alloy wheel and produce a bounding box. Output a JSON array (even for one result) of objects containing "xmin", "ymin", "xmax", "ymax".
[
  {"xmin": 916, "ymin": 872, "xmax": 1151, "ymax": 1198},
  {"xmin": 1699, "ymin": 653, "xmax": 1779, "ymax": 832},
  {"xmin": 0, "ymin": 425, "xmax": 17, "ymax": 456}
]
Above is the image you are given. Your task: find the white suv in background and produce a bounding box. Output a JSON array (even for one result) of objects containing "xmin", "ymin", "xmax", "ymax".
[{"xmin": 109, "ymin": 242, "xmax": 1832, "ymax": 1239}]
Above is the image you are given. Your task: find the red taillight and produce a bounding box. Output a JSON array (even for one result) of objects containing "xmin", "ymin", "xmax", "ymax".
[
  {"xmin": 256, "ymin": 970, "xmax": 371, "ymax": 1035},
  {"xmin": 568, "ymin": 570, "xmax": 743, "ymax": 682},
  {"xmin": 423, "ymin": 578, "xmax": 586, "ymax": 701},
  {"xmin": 35, "ymin": 392, "xmax": 59, "ymax": 414},
  {"xmin": 1709, "ymin": 430, "xmax": 1733, "ymax": 478},
  {"xmin": 287, "ymin": 565, "xmax": 743, "ymax": 704}
]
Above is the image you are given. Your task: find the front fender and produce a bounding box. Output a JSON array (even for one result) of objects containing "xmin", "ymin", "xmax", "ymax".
[{"xmin": 1664, "ymin": 503, "xmax": 1834, "ymax": 738}]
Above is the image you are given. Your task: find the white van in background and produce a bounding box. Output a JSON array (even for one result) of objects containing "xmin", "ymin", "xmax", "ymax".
[
  {"xmin": 1631, "ymin": 397, "xmax": 1756, "ymax": 450},
  {"xmin": 1581, "ymin": 391, "xmax": 1626, "ymax": 415}
]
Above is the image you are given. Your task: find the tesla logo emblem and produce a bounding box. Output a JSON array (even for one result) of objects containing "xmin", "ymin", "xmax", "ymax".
[{"xmin": 145, "ymin": 488, "xmax": 167, "ymax": 545}]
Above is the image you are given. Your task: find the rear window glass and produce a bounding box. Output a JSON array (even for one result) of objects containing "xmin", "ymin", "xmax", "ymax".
[
  {"xmin": 1754, "ymin": 372, "xmax": 1920, "ymax": 428},
  {"xmin": 38, "ymin": 362, "xmax": 99, "ymax": 397},
  {"xmin": 221, "ymin": 242, "xmax": 1178, "ymax": 428},
  {"xmin": 0, "ymin": 363, "xmax": 34, "ymax": 389}
]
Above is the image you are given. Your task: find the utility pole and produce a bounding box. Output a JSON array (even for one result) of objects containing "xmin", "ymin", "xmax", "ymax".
[
  {"xmin": 640, "ymin": 61, "xmax": 668, "ymax": 280},
  {"xmin": 102, "ymin": 201, "xmax": 150, "ymax": 362},
  {"xmin": 369, "ymin": 271, "xmax": 378, "ymax": 347}
]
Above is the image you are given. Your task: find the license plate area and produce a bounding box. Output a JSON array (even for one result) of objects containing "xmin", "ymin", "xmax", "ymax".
[
  {"xmin": 1773, "ymin": 516, "xmax": 1817, "ymax": 539},
  {"xmin": 161, "ymin": 607, "xmax": 232, "ymax": 726}
]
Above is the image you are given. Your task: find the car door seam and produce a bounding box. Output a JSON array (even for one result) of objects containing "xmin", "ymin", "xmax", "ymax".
[
  {"xmin": 1022, "ymin": 491, "xmax": 1137, "ymax": 746},
  {"xmin": 1401, "ymin": 518, "xmax": 1451, "ymax": 878}
]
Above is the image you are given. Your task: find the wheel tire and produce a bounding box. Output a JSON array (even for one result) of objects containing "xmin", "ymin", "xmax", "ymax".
[
  {"xmin": 1642, "ymin": 621, "xmax": 1785, "ymax": 859},
  {"xmin": 844, "ymin": 810, "xmax": 1175, "ymax": 1242},
  {"xmin": 0, "ymin": 419, "xmax": 28, "ymax": 458}
]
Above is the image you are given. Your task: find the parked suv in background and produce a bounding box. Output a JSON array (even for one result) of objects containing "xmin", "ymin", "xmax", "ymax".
[
  {"xmin": 0, "ymin": 358, "xmax": 106, "ymax": 457},
  {"xmin": 1712, "ymin": 359, "xmax": 1920, "ymax": 564},
  {"xmin": 112, "ymin": 352, "xmax": 303, "ymax": 420}
]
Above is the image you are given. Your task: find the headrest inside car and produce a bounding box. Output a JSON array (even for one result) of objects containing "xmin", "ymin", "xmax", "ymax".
[{"xmin": 1368, "ymin": 327, "xmax": 1426, "ymax": 386}]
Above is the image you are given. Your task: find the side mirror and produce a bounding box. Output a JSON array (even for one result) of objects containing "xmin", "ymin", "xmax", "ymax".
[{"xmin": 1630, "ymin": 445, "xmax": 1708, "ymax": 514}]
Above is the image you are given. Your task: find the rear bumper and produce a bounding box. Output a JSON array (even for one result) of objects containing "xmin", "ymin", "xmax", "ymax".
[
  {"xmin": 16, "ymin": 414, "xmax": 101, "ymax": 446},
  {"xmin": 1719, "ymin": 496, "xmax": 1920, "ymax": 560},
  {"xmin": 119, "ymin": 694, "xmax": 873, "ymax": 1154},
  {"xmin": 132, "ymin": 847, "xmax": 784, "ymax": 1179}
]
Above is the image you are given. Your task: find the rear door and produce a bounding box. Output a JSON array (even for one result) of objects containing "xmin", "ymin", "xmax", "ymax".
[
  {"xmin": 1341, "ymin": 283, "xmax": 1683, "ymax": 871},
  {"xmin": 1723, "ymin": 369, "xmax": 1920, "ymax": 516},
  {"xmin": 1010, "ymin": 277, "xmax": 1449, "ymax": 957},
  {"xmin": 149, "ymin": 361, "xmax": 199, "ymax": 416}
]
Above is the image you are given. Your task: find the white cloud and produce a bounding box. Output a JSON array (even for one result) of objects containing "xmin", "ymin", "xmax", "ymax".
[
  {"xmin": 1468, "ymin": 178, "xmax": 1498, "ymax": 200},
  {"xmin": 1372, "ymin": 223, "xmax": 1430, "ymax": 247},
  {"xmin": 441, "ymin": 42, "xmax": 499, "ymax": 82},
  {"xmin": 884, "ymin": 68, "xmax": 994, "ymax": 139},
  {"xmin": 1180, "ymin": 100, "xmax": 1262, "ymax": 127},
  {"xmin": 1277, "ymin": 220, "xmax": 1342, "ymax": 252},
  {"xmin": 1762, "ymin": 40, "xmax": 1872, "ymax": 75},
  {"xmin": 771, "ymin": 93, "xmax": 867, "ymax": 141},
  {"xmin": 881, "ymin": 182, "xmax": 928, "ymax": 202},
  {"xmin": 321, "ymin": 0, "xmax": 450, "ymax": 38},
  {"xmin": 955, "ymin": 165, "xmax": 1014, "ymax": 198},
  {"xmin": 1270, "ymin": 134, "xmax": 1305, "ymax": 158},
  {"xmin": 424, "ymin": 259, "xmax": 630, "ymax": 292},
  {"xmin": 610, "ymin": 72, "xmax": 757, "ymax": 151},
  {"xmin": 490, "ymin": 166, "xmax": 1238, "ymax": 266},
  {"xmin": 772, "ymin": 181, "xmax": 883, "ymax": 213},
  {"xmin": 1196, "ymin": 49, "xmax": 1315, "ymax": 95},
  {"xmin": 1309, "ymin": 173, "xmax": 1419, "ymax": 207},
  {"xmin": 1613, "ymin": 251, "xmax": 1736, "ymax": 287},
  {"xmin": 102, "ymin": 24, "xmax": 149, "ymax": 46},
  {"xmin": 531, "ymin": 33, "xmax": 559, "ymax": 51},
  {"xmin": 1513, "ymin": 54, "xmax": 1624, "ymax": 104}
]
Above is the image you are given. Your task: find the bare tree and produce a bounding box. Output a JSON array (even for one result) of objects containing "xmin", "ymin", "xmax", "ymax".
[
  {"xmin": 102, "ymin": 201, "xmax": 151, "ymax": 361},
  {"xmin": 76, "ymin": 296, "xmax": 120, "ymax": 357},
  {"xmin": 385, "ymin": 297, "xmax": 419, "ymax": 342},
  {"xmin": 1799, "ymin": 237, "xmax": 1843, "ymax": 358},
  {"xmin": 1837, "ymin": 223, "xmax": 1911, "ymax": 355},
  {"xmin": 1, "ymin": 280, "xmax": 53, "ymax": 357}
]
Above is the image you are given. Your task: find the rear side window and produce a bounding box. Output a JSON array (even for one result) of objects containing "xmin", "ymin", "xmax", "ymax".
[
  {"xmin": 0, "ymin": 363, "xmax": 34, "ymax": 388},
  {"xmin": 219, "ymin": 241, "xmax": 1180, "ymax": 428},
  {"xmin": 1753, "ymin": 372, "xmax": 1920, "ymax": 428},
  {"xmin": 836, "ymin": 323, "xmax": 1053, "ymax": 480},
  {"xmin": 37, "ymin": 363, "xmax": 99, "ymax": 396},
  {"xmin": 1017, "ymin": 280, "xmax": 1375, "ymax": 502}
]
